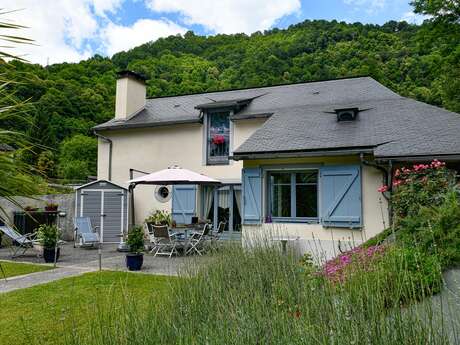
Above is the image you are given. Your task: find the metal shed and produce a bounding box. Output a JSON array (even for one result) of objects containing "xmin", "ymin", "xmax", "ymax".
[{"xmin": 75, "ymin": 180, "xmax": 128, "ymax": 243}]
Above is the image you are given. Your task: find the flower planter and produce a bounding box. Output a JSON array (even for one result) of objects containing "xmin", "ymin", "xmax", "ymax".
[
  {"xmin": 43, "ymin": 247, "xmax": 60, "ymax": 263},
  {"xmin": 126, "ymin": 253, "xmax": 143, "ymax": 271},
  {"xmin": 45, "ymin": 206, "xmax": 58, "ymax": 212}
]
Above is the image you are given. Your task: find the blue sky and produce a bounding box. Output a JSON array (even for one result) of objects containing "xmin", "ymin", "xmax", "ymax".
[
  {"xmin": 5, "ymin": 0, "xmax": 424, "ymax": 65},
  {"xmin": 112, "ymin": 0, "xmax": 420, "ymax": 29}
]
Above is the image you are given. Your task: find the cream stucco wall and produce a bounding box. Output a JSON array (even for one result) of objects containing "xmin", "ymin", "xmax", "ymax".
[
  {"xmin": 241, "ymin": 156, "xmax": 389, "ymax": 261},
  {"xmin": 97, "ymin": 118, "xmax": 267, "ymax": 223}
]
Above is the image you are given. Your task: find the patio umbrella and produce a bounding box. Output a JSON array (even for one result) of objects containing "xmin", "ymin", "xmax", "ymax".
[
  {"xmin": 128, "ymin": 165, "xmax": 221, "ymax": 186},
  {"xmin": 127, "ymin": 165, "xmax": 221, "ymax": 226}
]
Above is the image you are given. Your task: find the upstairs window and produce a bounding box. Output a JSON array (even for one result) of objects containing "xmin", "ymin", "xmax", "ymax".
[
  {"xmin": 207, "ymin": 111, "xmax": 230, "ymax": 165},
  {"xmin": 268, "ymin": 170, "xmax": 318, "ymax": 220}
]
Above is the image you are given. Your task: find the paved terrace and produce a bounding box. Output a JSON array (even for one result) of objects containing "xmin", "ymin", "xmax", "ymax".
[{"xmin": 0, "ymin": 243, "xmax": 210, "ymax": 293}]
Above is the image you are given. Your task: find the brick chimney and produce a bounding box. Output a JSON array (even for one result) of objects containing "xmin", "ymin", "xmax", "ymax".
[{"xmin": 115, "ymin": 70, "xmax": 147, "ymax": 120}]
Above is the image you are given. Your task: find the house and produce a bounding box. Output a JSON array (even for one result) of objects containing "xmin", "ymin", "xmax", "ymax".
[{"xmin": 94, "ymin": 71, "xmax": 460, "ymax": 255}]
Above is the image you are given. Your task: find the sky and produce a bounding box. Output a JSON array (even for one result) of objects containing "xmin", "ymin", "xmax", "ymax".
[{"xmin": 2, "ymin": 0, "xmax": 426, "ymax": 65}]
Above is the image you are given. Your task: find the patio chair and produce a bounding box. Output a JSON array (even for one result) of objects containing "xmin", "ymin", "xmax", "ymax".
[
  {"xmin": 186, "ymin": 223, "xmax": 211, "ymax": 256},
  {"xmin": 150, "ymin": 225, "xmax": 181, "ymax": 258},
  {"xmin": 74, "ymin": 217, "xmax": 100, "ymax": 248},
  {"xmin": 210, "ymin": 221, "xmax": 226, "ymax": 244},
  {"xmin": 145, "ymin": 223, "xmax": 154, "ymax": 243},
  {"xmin": 0, "ymin": 225, "xmax": 40, "ymax": 258}
]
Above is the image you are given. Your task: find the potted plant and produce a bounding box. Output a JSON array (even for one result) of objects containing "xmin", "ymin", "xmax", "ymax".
[
  {"xmin": 44, "ymin": 201, "xmax": 58, "ymax": 212},
  {"xmin": 145, "ymin": 210, "xmax": 172, "ymax": 226},
  {"xmin": 24, "ymin": 205, "xmax": 39, "ymax": 212},
  {"xmin": 126, "ymin": 225, "xmax": 144, "ymax": 271},
  {"xmin": 37, "ymin": 224, "xmax": 62, "ymax": 263}
]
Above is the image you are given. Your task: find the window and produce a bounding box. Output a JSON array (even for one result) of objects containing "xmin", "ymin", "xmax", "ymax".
[
  {"xmin": 268, "ymin": 170, "xmax": 318, "ymax": 220},
  {"xmin": 207, "ymin": 111, "xmax": 230, "ymax": 165}
]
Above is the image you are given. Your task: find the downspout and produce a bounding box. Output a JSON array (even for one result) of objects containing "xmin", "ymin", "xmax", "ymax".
[
  {"xmin": 360, "ymin": 153, "xmax": 393, "ymax": 227},
  {"xmin": 360, "ymin": 153, "xmax": 391, "ymax": 201},
  {"xmin": 94, "ymin": 131, "xmax": 112, "ymax": 181}
]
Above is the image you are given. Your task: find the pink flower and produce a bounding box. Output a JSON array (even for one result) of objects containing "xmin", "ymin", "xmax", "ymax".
[
  {"xmin": 430, "ymin": 159, "xmax": 445, "ymax": 169},
  {"xmin": 377, "ymin": 185, "xmax": 388, "ymax": 193},
  {"xmin": 394, "ymin": 169, "xmax": 401, "ymax": 177},
  {"xmin": 392, "ymin": 179, "xmax": 403, "ymax": 187}
]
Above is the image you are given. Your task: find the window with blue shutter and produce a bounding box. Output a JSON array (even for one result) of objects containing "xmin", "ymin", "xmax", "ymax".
[
  {"xmin": 172, "ymin": 185, "xmax": 196, "ymax": 224},
  {"xmin": 320, "ymin": 165, "xmax": 362, "ymax": 228},
  {"xmin": 242, "ymin": 168, "xmax": 262, "ymax": 224}
]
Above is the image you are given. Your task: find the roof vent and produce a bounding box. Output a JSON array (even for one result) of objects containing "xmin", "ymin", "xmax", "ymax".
[{"xmin": 335, "ymin": 107, "xmax": 359, "ymax": 122}]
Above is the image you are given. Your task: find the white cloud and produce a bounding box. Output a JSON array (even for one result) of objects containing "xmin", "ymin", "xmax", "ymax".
[
  {"xmin": 102, "ymin": 18, "xmax": 187, "ymax": 56},
  {"xmin": 145, "ymin": 0, "xmax": 301, "ymax": 34},
  {"xmin": 1, "ymin": 0, "xmax": 115, "ymax": 64},
  {"xmin": 91, "ymin": 0, "xmax": 124, "ymax": 16},
  {"xmin": 400, "ymin": 11, "xmax": 429, "ymax": 24},
  {"xmin": 343, "ymin": 0, "xmax": 386, "ymax": 13}
]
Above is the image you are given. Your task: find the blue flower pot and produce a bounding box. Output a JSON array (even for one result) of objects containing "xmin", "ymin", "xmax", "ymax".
[{"xmin": 126, "ymin": 253, "xmax": 143, "ymax": 271}]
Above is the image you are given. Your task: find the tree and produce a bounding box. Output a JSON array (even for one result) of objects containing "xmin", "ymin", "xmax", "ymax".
[
  {"xmin": 411, "ymin": 0, "xmax": 460, "ymax": 23},
  {"xmin": 37, "ymin": 150, "xmax": 56, "ymax": 177},
  {"xmin": 1, "ymin": 18, "xmax": 459, "ymax": 181},
  {"xmin": 58, "ymin": 134, "xmax": 97, "ymax": 180}
]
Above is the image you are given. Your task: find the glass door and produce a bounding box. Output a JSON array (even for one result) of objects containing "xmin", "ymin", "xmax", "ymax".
[{"xmin": 201, "ymin": 185, "xmax": 241, "ymax": 237}]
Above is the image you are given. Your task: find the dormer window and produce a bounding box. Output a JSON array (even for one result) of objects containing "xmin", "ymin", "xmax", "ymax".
[
  {"xmin": 207, "ymin": 111, "xmax": 230, "ymax": 165},
  {"xmin": 335, "ymin": 108, "xmax": 359, "ymax": 122}
]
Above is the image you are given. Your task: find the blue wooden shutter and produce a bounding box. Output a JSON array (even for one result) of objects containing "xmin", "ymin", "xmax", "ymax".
[
  {"xmin": 242, "ymin": 168, "xmax": 262, "ymax": 224},
  {"xmin": 320, "ymin": 165, "xmax": 362, "ymax": 228},
  {"xmin": 172, "ymin": 185, "xmax": 196, "ymax": 224}
]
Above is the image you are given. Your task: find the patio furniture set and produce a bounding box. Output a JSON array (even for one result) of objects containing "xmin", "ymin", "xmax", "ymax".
[{"xmin": 146, "ymin": 221, "xmax": 226, "ymax": 258}]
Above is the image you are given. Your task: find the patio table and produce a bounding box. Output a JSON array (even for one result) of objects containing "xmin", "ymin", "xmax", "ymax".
[{"xmin": 171, "ymin": 224, "xmax": 210, "ymax": 256}]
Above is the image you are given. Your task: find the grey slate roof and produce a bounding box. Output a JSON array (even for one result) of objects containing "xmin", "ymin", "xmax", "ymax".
[
  {"xmin": 94, "ymin": 76, "xmax": 397, "ymax": 131},
  {"xmin": 234, "ymin": 98, "xmax": 460, "ymax": 158},
  {"xmin": 94, "ymin": 76, "xmax": 460, "ymax": 159}
]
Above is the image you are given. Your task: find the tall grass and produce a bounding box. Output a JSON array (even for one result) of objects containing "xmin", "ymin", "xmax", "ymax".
[{"xmin": 60, "ymin": 242, "xmax": 458, "ymax": 345}]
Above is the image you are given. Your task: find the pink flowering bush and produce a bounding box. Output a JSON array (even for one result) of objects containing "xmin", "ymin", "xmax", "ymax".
[
  {"xmin": 322, "ymin": 245, "xmax": 387, "ymax": 283},
  {"xmin": 388, "ymin": 160, "xmax": 456, "ymax": 221},
  {"xmin": 321, "ymin": 244, "xmax": 442, "ymax": 307}
]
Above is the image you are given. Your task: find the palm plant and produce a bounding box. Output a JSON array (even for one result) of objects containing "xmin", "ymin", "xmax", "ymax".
[
  {"xmin": 0, "ymin": 8, "xmax": 34, "ymax": 61},
  {"xmin": 0, "ymin": 9, "xmax": 39, "ymax": 222}
]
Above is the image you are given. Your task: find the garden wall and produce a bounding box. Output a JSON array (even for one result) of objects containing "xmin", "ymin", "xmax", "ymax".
[{"xmin": 0, "ymin": 193, "xmax": 75, "ymax": 240}]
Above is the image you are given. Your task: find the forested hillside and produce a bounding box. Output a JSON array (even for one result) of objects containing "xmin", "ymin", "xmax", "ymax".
[{"xmin": 1, "ymin": 19, "xmax": 459, "ymax": 181}]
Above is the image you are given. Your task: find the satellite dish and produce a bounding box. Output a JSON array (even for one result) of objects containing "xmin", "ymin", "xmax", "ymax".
[{"xmin": 155, "ymin": 185, "xmax": 171, "ymax": 203}]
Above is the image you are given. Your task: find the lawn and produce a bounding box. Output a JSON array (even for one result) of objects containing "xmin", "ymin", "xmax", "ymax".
[
  {"xmin": 0, "ymin": 260, "xmax": 53, "ymax": 278},
  {"xmin": 0, "ymin": 271, "xmax": 173, "ymax": 345}
]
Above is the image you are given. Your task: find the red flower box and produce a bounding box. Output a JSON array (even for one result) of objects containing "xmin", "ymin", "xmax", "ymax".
[{"xmin": 212, "ymin": 134, "xmax": 226, "ymax": 145}]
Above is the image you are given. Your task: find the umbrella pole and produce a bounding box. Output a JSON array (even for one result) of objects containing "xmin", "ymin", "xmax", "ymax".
[{"xmin": 129, "ymin": 183, "xmax": 136, "ymax": 228}]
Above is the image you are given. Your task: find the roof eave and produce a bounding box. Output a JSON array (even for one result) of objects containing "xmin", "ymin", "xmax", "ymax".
[
  {"xmin": 93, "ymin": 118, "xmax": 202, "ymax": 132},
  {"xmin": 231, "ymin": 147, "xmax": 375, "ymax": 161},
  {"xmin": 375, "ymin": 153, "xmax": 460, "ymax": 162}
]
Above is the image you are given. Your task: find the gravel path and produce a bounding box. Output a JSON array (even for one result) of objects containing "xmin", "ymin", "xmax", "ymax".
[{"xmin": 0, "ymin": 265, "xmax": 97, "ymax": 293}]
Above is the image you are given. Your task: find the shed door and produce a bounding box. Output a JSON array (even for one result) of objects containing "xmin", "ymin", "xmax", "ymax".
[
  {"xmin": 80, "ymin": 191, "xmax": 102, "ymax": 237},
  {"xmin": 102, "ymin": 191, "xmax": 124, "ymax": 243}
]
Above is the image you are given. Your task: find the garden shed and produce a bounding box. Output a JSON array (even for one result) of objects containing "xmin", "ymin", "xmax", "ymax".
[{"xmin": 75, "ymin": 180, "xmax": 128, "ymax": 243}]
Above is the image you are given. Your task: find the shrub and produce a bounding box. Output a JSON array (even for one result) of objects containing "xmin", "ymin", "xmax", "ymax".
[
  {"xmin": 390, "ymin": 160, "xmax": 456, "ymax": 221},
  {"xmin": 126, "ymin": 226, "xmax": 145, "ymax": 254},
  {"xmin": 37, "ymin": 224, "xmax": 61, "ymax": 249},
  {"xmin": 397, "ymin": 190, "xmax": 460, "ymax": 267}
]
